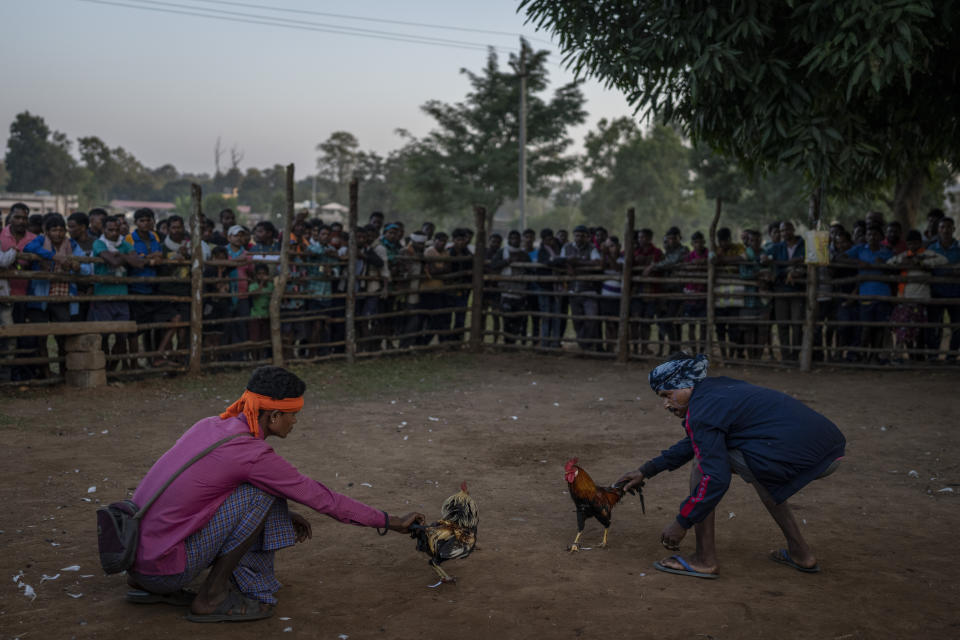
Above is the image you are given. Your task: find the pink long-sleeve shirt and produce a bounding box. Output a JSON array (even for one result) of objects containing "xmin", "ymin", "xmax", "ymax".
[{"xmin": 132, "ymin": 415, "xmax": 386, "ymax": 576}]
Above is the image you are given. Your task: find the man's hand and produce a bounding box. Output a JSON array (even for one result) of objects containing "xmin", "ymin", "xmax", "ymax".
[
  {"xmin": 660, "ymin": 520, "xmax": 687, "ymax": 551},
  {"xmin": 290, "ymin": 511, "xmax": 312, "ymax": 543},
  {"xmin": 614, "ymin": 469, "xmax": 645, "ymax": 493},
  {"xmin": 388, "ymin": 512, "xmax": 425, "ymax": 533}
]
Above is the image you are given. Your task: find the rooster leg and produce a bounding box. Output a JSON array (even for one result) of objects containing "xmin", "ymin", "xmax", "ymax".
[
  {"xmin": 598, "ymin": 527, "xmax": 610, "ymax": 549},
  {"xmin": 569, "ymin": 530, "xmax": 583, "ymax": 553},
  {"xmin": 429, "ymin": 560, "xmax": 456, "ymax": 584}
]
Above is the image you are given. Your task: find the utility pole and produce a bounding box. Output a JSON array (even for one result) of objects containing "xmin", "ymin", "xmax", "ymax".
[
  {"xmin": 518, "ymin": 38, "xmax": 528, "ymax": 231},
  {"xmin": 312, "ymin": 173, "xmax": 317, "ymax": 214}
]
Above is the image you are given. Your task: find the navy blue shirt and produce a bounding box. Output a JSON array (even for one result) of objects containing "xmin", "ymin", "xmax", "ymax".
[{"xmin": 641, "ymin": 377, "xmax": 845, "ymax": 528}]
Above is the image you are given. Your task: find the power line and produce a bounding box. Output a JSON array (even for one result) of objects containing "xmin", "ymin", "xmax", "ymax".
[
  {"xmin": 188, "ymin": 0, "xmax": 554, "ymax": 45},
  {"xmin": 123, "ymin": 0, "xmax": 512, "ymax": 50},
  {"xmin": 77, "ymin": 0, "xmax": 515, "ymax": 53}
]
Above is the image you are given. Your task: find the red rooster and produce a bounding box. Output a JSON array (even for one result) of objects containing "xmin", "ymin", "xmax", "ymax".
[{"xmin": 564, "ymin": 457, "xmax": 643, "ymax": 552}]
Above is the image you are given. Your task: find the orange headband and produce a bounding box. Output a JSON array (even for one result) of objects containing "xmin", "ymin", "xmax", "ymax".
[{"xmin": 220, "ymin": 390, "xmax": 304, "ymax": 438}]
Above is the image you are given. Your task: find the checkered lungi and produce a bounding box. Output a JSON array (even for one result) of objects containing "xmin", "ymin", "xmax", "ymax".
[{"xmin": 131, "ymin": 483, "xmax": 296, "ymax": 604}]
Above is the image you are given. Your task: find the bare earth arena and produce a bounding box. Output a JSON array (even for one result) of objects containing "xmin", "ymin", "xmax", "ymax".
[{"xmin": 1, "ymin": 353, "xmax": 957, "ymax": 639}]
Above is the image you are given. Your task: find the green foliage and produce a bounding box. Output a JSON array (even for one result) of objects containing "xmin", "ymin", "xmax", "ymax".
[
  {"xmin": 521, "ymin": 0, "xmax": 960, "ymax": 203},
  {"xmin": 316, "ymin": 131, "xmax": 360, "ymax": 204},
  {"xmin": 580, "ymin": 118, "xmax": 704, "ymax": 232},
  {"xmin": 400, "ymin": 39, "xmax": 587, "ymax": 224},
  {"xmin": 4, "ymin": 111, "xmax": 81, "ymax": 194}
]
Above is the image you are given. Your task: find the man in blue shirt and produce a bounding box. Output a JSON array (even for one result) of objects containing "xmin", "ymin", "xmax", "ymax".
[
  {"xmin": 926, "ymin": 217, "xmax": 960, "ymax": 358},
  {"xmin": 125, "ymin": 208, "xmax": 164, "ymax": 358},
  {"xmin": 840, "ymin": 225, "xmax": 894, "ymax": 363},
  {"xmin": 617, "ymin": 355, "xmax": 845, "ymax": 579}
]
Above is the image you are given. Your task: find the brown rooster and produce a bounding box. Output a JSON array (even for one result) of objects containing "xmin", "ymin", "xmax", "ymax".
[
  {"xmin": 564, "ymin": 457, "xmax": 643, "ymax": 552},
  {"xmin": 410, "ymin": 481, "xmax": 478, "ymax": 584}
]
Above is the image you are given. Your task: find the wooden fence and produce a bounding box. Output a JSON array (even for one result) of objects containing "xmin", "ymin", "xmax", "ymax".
[{"xmin": 2, "ymin": 174, "xmax": 959, "ymax": 386}]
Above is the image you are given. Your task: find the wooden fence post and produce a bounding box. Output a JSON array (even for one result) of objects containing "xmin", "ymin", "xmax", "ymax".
[
  {"xmin": 705, "ymin": 198, "xmax": 721, "ymax": 358},
  {"xmin": 345, "ymin": 178, "xmax": 359, "ymax": 364},
  {"xmin": 188, "ymin": 183, "xmax": 204, "ymax": 373},
  {"xmin": 799, "ymin": 264, "xmax": 818, "ymax": 371},
  {"xmin": 470, "ymin": 206, "xmax": 487, "ymax": 351},
  {"xmin": 269, "ymin": 163, "xmax": 294, "ymax": 366},
  {"xmin": 617, "ymin": 208, "xmax": 635, "ymax": 363}
]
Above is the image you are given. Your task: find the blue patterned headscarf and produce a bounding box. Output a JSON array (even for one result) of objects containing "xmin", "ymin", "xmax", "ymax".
[{"xmin": 649, "ymin": 354, "xmax": 709, "ymax": 393}]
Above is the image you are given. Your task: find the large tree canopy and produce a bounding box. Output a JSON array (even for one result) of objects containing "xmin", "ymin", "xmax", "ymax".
[
  {"xmin": 521, "ymin": 1, "xmax": 960, "ymax": 224},
  {"xmin": 402, "ymin": 39, "xmax": 587, "ymax": 226}
]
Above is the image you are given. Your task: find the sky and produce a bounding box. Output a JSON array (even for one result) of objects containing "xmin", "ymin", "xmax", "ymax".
[{"xmin": 0, "ymin": 0, "xmax": 638, "ymax": 178}]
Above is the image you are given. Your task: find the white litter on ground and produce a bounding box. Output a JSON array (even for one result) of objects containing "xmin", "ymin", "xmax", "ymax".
[
  {"xmin": 938, "ymin": 487, "xmax": 954, "ymax": 493},
  {"xmin": 428, "ymin": 416, "xmax": 440, "ymax": 422},
  {"xmin": 61, "ymin": 565, "xmax": 80, "ymax": 571},
  {"xmin": 360, "ymin": 482, "xmax": 373, "ymax": 488},
  {"xmin": 40, "ymin": 574, "xmax": 60, "ymax": 583},
  {"xmin": 87, "ymin": 486, "xmax": 96, "ymax": 493},
  {"xmin": 907, "ymin": 470, "xmax": 920, "ymax": 478}
]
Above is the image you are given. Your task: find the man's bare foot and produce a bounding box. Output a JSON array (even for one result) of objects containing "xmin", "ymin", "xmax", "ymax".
[{"xmin": 659, "ymin": 554, "xmax": 718, "ymax": 575}]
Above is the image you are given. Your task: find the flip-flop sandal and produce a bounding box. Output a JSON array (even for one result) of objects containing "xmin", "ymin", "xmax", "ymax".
[
  {"xmin": 185, "ymin": 590, "xmax": 273, "ymax": 623},
  {"xmin": 653, "ymin": 555, "xmax": 719, "ymax": 579},
  {"xmin": 126, "ymin": 588, "xmax": 196, "ymax": 606},
  {"xmin": 770, "ymin": 548, "xmax": 820, "ymax": 573}
]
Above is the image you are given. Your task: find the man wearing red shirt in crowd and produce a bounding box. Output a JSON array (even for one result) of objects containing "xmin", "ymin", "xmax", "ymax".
[
  {"xmin": 632, "ymin": 228, "xmax": 664, "ymax": 354},
  {"xmin": 882, "ymin": 221, "xmax": 907, "ymax": 254},
  {"xmin": 1, "ymin": 203, "xmax": 37, "ymax": 380}
]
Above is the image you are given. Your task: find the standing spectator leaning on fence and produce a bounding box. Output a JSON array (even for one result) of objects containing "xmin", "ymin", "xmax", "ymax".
[
  {"xmin": 887, "ymin": 229, "xmax": 947, "ymax": 359},
  {"xmin": 562, "ymin": 225, "xmax": 602, "ymax": 351},
  {"xmin": 421, "ymin": 231, "xmax": 450, "ymax": 343},
  {"xmin": 154, "ymin": 215, "xmax": 191, "ymax": 366},
  {"xmin": 24, "ymin": 213, "xmax": 89, "ymax": 377},
  {"xmin": 632, "ymin": 228, "xmax": 665, "ymax": 355},
  {"xmin": 681, "ymin": 231, "xmax": 708, "ymax": 353},
  {"xmin": 927, "ymin": 216, "xmax": 960, "ymax": 359},
  {"xmin": 763, "ymin": 221, "xmax": 805, "ymax": 361},
  {"xmin": 647, "ymin": 227, "xmax": 689, "ymax": 354},
  {"xmin": 68, "ymin": 212, "xmax": 96, "ymax": 321},
  {"xmin": 841, "ymin": 225, "xmax": 894, "ymax": 364},
  {"xmin": 0, "ymin": 218, "xmax": 21, "ymax": 382},
  {"xmin": 124, "ymin": 366, "xmax": 425, "ymax": 621},
  {"xmin": 711, "ymin": 228, "xmax": 745, "ymax": 360},
  {"xmin": 739, "ymin": 230, "xmax": 772, "ymax": 360},
  {"xmin": 536, "ymin": 229, "xmax": 564, "ymax": 348},
  {"xmin": 446, "ymin": 229, "xmax": 473, "ymax": 342},
  {"xmin": 306, "ymin": 224, "xmax": 340, "ymax": 356},
  {"xmin": 493, "ymin": 230, "xmax": 528, "ymax": 345},
  {"xmin": 1, "ymin": 204, "xmax": 36, "ymax": 380},
  {"xmin": 225, "ymin": 226, "xmax": 253, "ymax": 358},
  {"xmin": 126, "ymin": 208, "xmax": 164, "ymax": 363},
  {"xmin": 90, "ymin": 215, "xmax": 144, "ymax": 370},
  {"xmin": 599, "ymin": 235, "xmax": 624, "ymax": 351}
]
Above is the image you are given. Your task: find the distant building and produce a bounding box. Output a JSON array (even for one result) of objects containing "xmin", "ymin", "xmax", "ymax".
[
  {"xmin": 0, "ymin": 191, "xmax": 79, "ymax": 216},
  {"xmin": 109, "ymin": 200, "xmax": 177, "ymax": 216}
]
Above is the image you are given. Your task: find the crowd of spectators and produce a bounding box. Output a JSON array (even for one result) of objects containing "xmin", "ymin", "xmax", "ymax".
[{"xmin": 1, "ymin": 201, "xmax": 958, "ymax": 381}]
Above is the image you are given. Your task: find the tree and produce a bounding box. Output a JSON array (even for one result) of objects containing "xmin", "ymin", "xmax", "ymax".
[
  {"xmin": 316, "ymin": 131, "xmax": 360, "ymax": 204},
  {"xmin": 521, "ymin": 1, "xmax": 960, "ymax": 228},
  {"xmin": 581, "ymin": 118, "xmax": 703, "ymax": 232},
  {"xmin": 401, "ymin": 39, "xmax": 587, "ymax": 229},
  {"xmin": 4, "ymin": 111, "xmax": 80, "ymax": 194}
]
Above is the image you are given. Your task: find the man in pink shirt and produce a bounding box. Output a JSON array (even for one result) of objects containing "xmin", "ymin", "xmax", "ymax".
[{"xmin": 126, "ymin": 366, "xmax": 424, "ymax": 622}]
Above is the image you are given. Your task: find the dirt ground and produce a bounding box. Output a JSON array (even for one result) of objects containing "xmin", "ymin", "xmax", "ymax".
[{"xmin": 0, "ymin": 353, "xmax": 957, "ymax": 639}]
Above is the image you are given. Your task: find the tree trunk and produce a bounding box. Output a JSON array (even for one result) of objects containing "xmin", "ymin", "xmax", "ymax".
[{"xmin": 892, "ymin": 169, "xmax": 927, "ymax": 230}]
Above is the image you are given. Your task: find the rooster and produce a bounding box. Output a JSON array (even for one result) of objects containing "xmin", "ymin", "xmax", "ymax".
[
  {"xmin": 564, "ymin": 457, "xmax": 644, "ymax": 552},
  {"xmin": 410, "ymin": 481, "xmax": 478, "ymax": 584}
]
